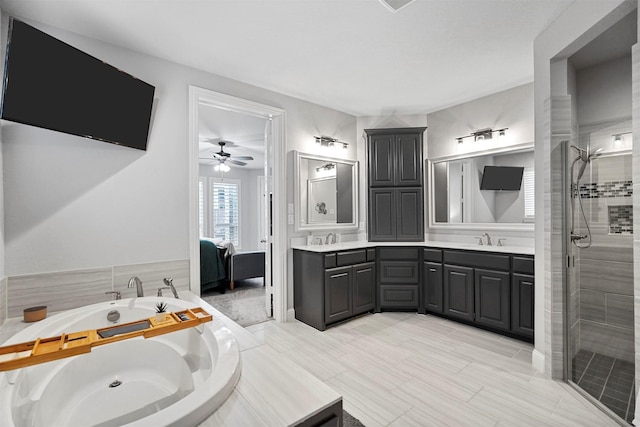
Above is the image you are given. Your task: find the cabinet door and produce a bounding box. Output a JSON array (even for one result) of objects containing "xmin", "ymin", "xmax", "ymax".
[
  {"xmin": 424, "ymin": 261, "xmax": 443, "ymax": 313},
  {"xmin": 352, "ymin": 262, "xmax": 376, "ymax": 315},
  {"xmin": 443, "ymin": 264, "xmax": 474, "ymax": 322},
  {"xmin": 395, "ymin": 133, "xmax": 422, "ymax": 186},
  {"xmin": 324, "ymin": 266, "xmax": 352, "ymax": 324},
  {"xmin": 475, "ymin": 268, "xmax": 510, "ymax": 332},
  {"xmin": 369, "ymin": 188, "xmax": 396, "ymax": 241},
  {"xmin": 396, "ymin": 187, "xmax": 423, "ymax": 241},
  {"xmin": 512, "ymin": 273, "xmax": 534, "ymax": 339},
  {"xmin": 368, "ymin": 133, "xmax": 395, "ymax": 187}
]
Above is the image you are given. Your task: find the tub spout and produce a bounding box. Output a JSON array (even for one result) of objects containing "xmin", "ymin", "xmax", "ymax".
[
  {"xmin": 163, "ymin": 277, "xmax": 179, "ymax": 299},
  {"xmin": 128, "ymin": 276, "xmax": 144, "ymax": 297}
]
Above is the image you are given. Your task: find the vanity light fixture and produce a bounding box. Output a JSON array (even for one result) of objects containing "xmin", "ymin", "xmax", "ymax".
[
  {"xmin": 455, "ymin": 127, "xmax": 508, "ymax": 144},
  {"xmin": 315, "ymin": 135, "xmax": 348, "ymax": 149},
  {"xmin": 612, "ymin": 132, "xmax": 632, "ymax": 145},
  {"xmin": 315, "ymin": 162, "xmax": 336, "ymax": 172}
]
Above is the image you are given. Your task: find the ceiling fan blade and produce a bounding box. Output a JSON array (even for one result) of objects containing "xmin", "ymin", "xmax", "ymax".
[
  {"xmin": 231, "ymin": 155, "xmax": 254, "ymax": 161},
  {"xmin": 227, "ymin": 159, "xmax": 247, "ymax": 166}
]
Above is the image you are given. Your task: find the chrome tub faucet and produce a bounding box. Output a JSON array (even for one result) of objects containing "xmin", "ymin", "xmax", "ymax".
[{"xmin": 128, "ymin": 276, "xmax": 144, "ymax": 297}]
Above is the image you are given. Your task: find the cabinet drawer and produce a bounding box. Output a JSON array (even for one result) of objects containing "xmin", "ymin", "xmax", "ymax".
[
  {"xmin": 513, "ymin": 256, "xmax": 534, "ymax": 275},
  {"xmin": 379, "ymin": 261, "xmax": 419, "ymax": 284},
  {"xmin": 366, "ymin": 248, "xmax": 376, "ymax": 261},
  {"xmin": 336, "ymin": 250, "xmax": 367, "ymax": 266},
  {"xmin": 379, "ymin": 285, "xmax": 418, "ymax": 308},
  {"xmin": 423, "ymin": 248, "xmax": 443, "ymax": 263},
  {"xmin": 324, "ymin": 253, "xmax": 337, "ymax": 268},
  {"xmin": 378, "ymin": 247, "xmax": 419, "ymax": 260},
  {"xmin": 443, "ymin": 250, "xmax": 510, "ymax": 271}
]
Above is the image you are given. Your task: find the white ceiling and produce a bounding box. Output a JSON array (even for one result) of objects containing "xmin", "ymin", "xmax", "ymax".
[
  {"xmin": 198, "ymin": 104, "xmax": 266, "ymax": 169},
  {"xmin": 0, "ymin": 0, "xmax": 576, "ymax": 117}
]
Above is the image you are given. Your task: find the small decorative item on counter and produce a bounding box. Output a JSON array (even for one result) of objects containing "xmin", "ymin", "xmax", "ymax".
[
  {"xmin": 155, "ymin": 302, "xmax": 168, "ymax": 322},
  {"xmin": 23, "ymin": 306, "xmax": 47, "ymax": 322}
]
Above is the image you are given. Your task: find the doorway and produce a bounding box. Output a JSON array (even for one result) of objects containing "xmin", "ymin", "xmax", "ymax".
[{"xmin": 188, "ymin": 86, "xmax": 287, "ymax": 323}]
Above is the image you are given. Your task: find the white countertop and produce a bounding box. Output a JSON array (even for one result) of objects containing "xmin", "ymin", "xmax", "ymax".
[{"xmin": 291, "ymin": 240, "xmax": 534, "ymax": 255}]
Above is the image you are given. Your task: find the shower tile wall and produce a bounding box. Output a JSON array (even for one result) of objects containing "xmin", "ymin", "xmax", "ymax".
[{"xmin": 576, "ymin": 154, "xmax": 634, "ymax": 361}]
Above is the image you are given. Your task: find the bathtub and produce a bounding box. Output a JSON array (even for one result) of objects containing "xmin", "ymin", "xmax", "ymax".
[{"xmin": 0, "ymin": 297, "xmax": 241, "ymax": 427}]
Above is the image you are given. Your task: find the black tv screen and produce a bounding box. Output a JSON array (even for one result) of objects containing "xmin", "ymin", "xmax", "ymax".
[
  {"xmin": 1, "ymin": 18, "xmax": 155, "ymax": 150},
  {"xmin": 480, "ymin": 166, "xmax": 524, "ymax": 191}
]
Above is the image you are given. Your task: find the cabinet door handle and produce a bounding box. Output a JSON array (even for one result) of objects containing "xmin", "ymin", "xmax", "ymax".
[
  {"xmin": 332, "ymin": 273, "xmax": 349, "ymax": 279},
  {"xmin": 429, "ymin": 268, "xmax": 437, "ymax": 272}
]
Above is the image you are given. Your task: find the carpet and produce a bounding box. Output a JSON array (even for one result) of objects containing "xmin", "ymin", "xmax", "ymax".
[{"xmin": 200, "ymin": 278, "xmax": 270, "ymax": 327}]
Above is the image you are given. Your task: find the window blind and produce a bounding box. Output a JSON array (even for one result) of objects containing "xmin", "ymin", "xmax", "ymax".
[
  {"xmin": 211, "ymin": 181, "xmax": 240, "ymax": 246},
  {"xmin": 523, "ymin": 168, "xmax": 535, "ymax": 218}
]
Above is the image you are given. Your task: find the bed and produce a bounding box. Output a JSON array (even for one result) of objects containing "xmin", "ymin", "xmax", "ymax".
[{"xmin": 200, "ymin": 238, "xmax": 265, "ymax": 292}]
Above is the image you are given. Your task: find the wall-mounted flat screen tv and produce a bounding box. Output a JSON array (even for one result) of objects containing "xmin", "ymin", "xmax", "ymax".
[
  {"xmin": 1, "ymin": 18, "xmax": 155, "ymax": 151},
  {"xmin": 480, "ymin": 166, "xmax": 524, "ymax": 191}
]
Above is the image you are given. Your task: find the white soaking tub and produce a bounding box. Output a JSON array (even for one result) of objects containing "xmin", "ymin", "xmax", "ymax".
[{"xmin": 0, "ymin": 297, "xmax": 241, "ymax": 427}]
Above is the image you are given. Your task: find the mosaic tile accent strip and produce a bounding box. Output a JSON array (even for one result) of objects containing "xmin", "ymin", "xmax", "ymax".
[
  {"xmin": 579, "ymin": 181, "xmax": 633, "ymax": 199},
  {"xmin": 609, "ymin": 205, "xmax": 633, "ymax": 235}
]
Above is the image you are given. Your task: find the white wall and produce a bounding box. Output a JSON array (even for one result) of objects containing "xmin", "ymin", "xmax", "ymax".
[
  {"xmin": 2, "ymin": 13, "xmax": 357, "ymax": 308},
  {"xmin": 577, "ymin": 55, "xmax": 632, "ymax": 125},
  {"xmin": 426, "ymin": 83, "xmax": 534, "ymax": 160}
]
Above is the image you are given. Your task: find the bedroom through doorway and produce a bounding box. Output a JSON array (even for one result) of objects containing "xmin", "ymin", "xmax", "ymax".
[{"xmin": 189, "ymin": 88, "xmax": 281, "ymax": 328}]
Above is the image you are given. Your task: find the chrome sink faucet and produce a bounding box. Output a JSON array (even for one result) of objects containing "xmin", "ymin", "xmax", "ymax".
[
  {"xmin": 128, "ymin": 276, "xmax": 144, "ymax": 297},
  {"xmin": 326, "ymin": 232, "xmax": 336, "ymax": 245},
  {"xmin": 483, "ymin": 232, "xmax": 493, "ymax": 246},
  {"xmin": 312, "ymin": 237, "xmax": 323, "ymax": 245}
]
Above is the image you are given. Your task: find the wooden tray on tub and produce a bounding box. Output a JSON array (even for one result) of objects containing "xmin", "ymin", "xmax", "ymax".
[{"xmin": 0, "ymin": 307, "xmax": 212, "ymax": 372}]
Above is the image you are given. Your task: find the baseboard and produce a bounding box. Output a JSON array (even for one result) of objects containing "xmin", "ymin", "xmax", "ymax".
[
  {"xmin": 287, "ymin": 308, "xmax": 296, "ymax": 322},
  {"xmin": 532, "ymin": 349, "xmax": 545, "ymax": 372}
]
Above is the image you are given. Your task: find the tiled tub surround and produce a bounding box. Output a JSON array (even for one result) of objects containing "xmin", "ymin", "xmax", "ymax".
[{"xmin": 4, "ymin": 259, "xmax": 190, "ymax": 319}]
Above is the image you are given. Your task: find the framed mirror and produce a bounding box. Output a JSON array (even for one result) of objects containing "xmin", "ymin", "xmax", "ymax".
[
  {"xmin": 428, "ymin": 143, "xmax": 534, "ymax": 230},
  {"xmin": 294, "ymin": 151, "xmax": 358, "ymax": 231}
]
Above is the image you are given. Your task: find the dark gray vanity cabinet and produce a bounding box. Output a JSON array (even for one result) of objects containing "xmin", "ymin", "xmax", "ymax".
[
  {"xmin": 366, "ymin": 127, "xmax": 425, "ymax": 242},
  {"xmin": 377, "ymin": 247, "xmax": 420, "ymax": 310},
  {"xmin": 443, "ymin": 264, "xmax": 474, "ymax": 322},
  {"xmin": 368, "ymin": 187, "xmax": 423, "ymax": 241},
  {"xmin": 512, "ymin": 256, "xmax": 534, "ymax": 339},
  {"xmin": 474, "ymin": 268, "xmax": 511, "ymax": 332},
  {"xmin": 423, "ymin": 248, "xmax": 444, "ymax": 314},
  {"xmin": 443, "ymin": 250, "xmax": 511, "ymax": 329},
  {"xmin": 294, "ymin": 248, "xmax": 375, "ymax": 331},
  {"xmin": 366, "ymin": 128, "xmax": 424, "ymax": 187}
]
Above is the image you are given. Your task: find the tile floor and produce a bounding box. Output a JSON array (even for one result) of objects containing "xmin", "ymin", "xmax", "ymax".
[
  {"xmin": 573, "ymin": 349, "xmax": 635, "ymax": 423},
  {"xmin": 246, "ymin": 313, "xmax": 621, "ymax": 427}
]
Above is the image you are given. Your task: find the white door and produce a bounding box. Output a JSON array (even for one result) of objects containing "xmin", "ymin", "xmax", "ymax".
[{"xmin": 263, "ymin": 119, "xmax": 273, "ymax": 317}]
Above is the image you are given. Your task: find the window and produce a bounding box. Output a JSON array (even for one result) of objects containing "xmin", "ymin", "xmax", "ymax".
[
  {"xmin": 523, "ymin": 168, "xmax": 535, "ymax": 219},
  {"xmin": 199, "ymin": 177, "xmax": 241, "ymax": 247}
]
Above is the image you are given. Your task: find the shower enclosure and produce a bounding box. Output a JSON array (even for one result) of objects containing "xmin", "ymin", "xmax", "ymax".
[{"xmin": 565, "ymin": 119, "xmax": 634, "ymax": 423}]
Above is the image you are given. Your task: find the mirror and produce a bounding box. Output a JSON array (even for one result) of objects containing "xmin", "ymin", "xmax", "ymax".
[
  {"xmin": 294, "ymin": 151, "xmax": 358, "ymax": 231},
  {"xmin": 429, "ymin": 145, "xmax": 534, "ymax": 228}
]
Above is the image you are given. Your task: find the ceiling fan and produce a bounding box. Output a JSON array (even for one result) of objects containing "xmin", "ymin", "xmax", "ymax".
[{"xmin": 199, "ymin": 141, "xmax": 254, "ymax": 170}]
